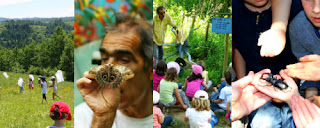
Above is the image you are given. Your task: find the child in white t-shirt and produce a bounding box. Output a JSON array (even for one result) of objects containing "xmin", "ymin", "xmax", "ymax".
[
  {"xmin": 17, "ymin": 78, "xmax": 25, "ymax": 94},
  {"xmin": 40, "ymin": 76, "xmax": 48, "ymax": 104},
  {"xmin": 50, "ymin": 76, "xmax": 61, "ymax": 100},
  {"xmin": 185, "ymin": 90, "xmax": 212, "ymax": 128}
]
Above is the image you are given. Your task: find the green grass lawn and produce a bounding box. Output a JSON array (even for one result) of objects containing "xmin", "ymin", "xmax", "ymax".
[{"xmin": 0, "ymin": 71, "xmax": 74, "ymax": 128}]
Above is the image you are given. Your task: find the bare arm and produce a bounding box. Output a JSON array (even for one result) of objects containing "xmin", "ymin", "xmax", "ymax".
[
  {"xmin": 233, "ymin": 48, "xmax": 246, "ymax": 79},
  {"xmin": 271, "ymin": 0, "xmax": 292, "ymax": 33},
  {"xmin": 174, "ymin": 88, "xmax": 187, "ymax": 109},
  {"xmin": 158, "ymin": 114, "xmax": 165, "ymax": 124}
]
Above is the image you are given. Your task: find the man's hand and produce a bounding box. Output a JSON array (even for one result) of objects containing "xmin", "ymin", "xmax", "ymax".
[
  {"xmin": 76, "ymin": 71, "xmax": 121, "ymax": 127},
  {"xmin": 258, "ymin": 28, "xmax": 286, "ymax": 57},
  {"xmin": 285, "ymin": 54, "xmax": 320, "ymax": 81},
  {"xmin": 308, "ymin": 95, "xmax": 320, "ymax": 108},
  {"xmin": 232, "ymin": 71, "xmax": 271, "ymax": 121},
  {"xmin": 291, "ymin": 95, "xmax": 320, "ymax": 128},
  {"xmin": 254, "ymin": 70, "xmax": 299, "ymax": 106}
]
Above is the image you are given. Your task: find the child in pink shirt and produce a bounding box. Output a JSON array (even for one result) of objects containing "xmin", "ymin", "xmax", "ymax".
[
  {"xmin": 153, "ymin": 60, "xmax": 167, "ymax": 91},
  {"xmin": 184, "ymin": 65, "xmax": 206, "ymax": 100},
  {"xmin": 153, "ymin": 91, "xmax": 172, "ymax": 128}
]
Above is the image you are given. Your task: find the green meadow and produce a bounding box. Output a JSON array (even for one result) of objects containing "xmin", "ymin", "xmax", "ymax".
[{"xmin": 0, "ymin": 71, "xmax": 74, "ymax": 128}]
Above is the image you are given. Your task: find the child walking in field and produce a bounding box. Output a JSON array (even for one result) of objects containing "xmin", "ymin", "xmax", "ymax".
[
  {"xmin": 185, "ymin": 90, "xmax": 216, "ymax": 128},
  {"xmin": 17, "ymin": 78, "xmax": 25, "ymax": 94},
  {"xmin": 185, "ymin": 65, "xmax": 207, "ymax": 100},
  {"xmin": 40, "ymin": 76, "xmax": 48, "ymax": 104},
  {"xmin": 47, "ymin": 101, "xmax": 72, "ymax": 128},
  {"xmin": 50, "ymin": 76, "xmax": 61, "ymax": 100},
  {"xmin": 29, "ymin": 77, "xmax": 34, "ymax": 90},
  {"xmin": 154, "ymin": 60, "xmax": 167, "ymax": 92},
  {"xmin": 153, "ymin": 91, "xmax": 173, "ymax": 128},
  {"xmin": 159, "ymin": 68, "xmax": 190, "ymax": 109}
]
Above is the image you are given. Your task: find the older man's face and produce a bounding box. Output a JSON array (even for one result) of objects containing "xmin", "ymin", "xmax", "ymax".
[{"xmin": 100, "ymin": 30, "xmax": 151, "ymax": 109}]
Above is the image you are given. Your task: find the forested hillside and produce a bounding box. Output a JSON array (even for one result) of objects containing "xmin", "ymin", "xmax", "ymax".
[{"xmin": 0, "ymin": 18, "xmax": 74, "ymax": 81}]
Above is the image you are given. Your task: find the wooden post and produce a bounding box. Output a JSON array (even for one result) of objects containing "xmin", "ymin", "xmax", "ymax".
[{"xmin": 222, "ymin": 34, "xmax": 229, "ymax": 77}]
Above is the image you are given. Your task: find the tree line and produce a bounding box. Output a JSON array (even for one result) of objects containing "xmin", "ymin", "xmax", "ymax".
[{"xmin": 0, "ymin": 26, "xmax": 74, "ymax": 81}]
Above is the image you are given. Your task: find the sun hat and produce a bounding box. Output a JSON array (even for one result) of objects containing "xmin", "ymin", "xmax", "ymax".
[
  {"xmin": 50, "ymin": 101, "xmax": 72, "ymax": 120},
  {"xmin": 51, "ymin": 76, "xmax": 56, "ymax": 80},
  {"xmin": 167, "ymin": 61, "xmax": 180, "ymax": 74},
  {"xmin": 194, "ymin": 90, "xmax": 208, "ymax": 100},
  {"xmin": 192, "ymin": 64, "xmax": 203, "ymax": 75},
  {"xmin": 153, "ymin": 91, "xmax": 160, "ymax": 104}
]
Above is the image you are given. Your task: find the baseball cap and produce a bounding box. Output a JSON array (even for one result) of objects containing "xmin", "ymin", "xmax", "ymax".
[
  {"xmin": 192, "ymin": 65, "xmax": 203, "ymax": 75},
  {"xmin": 50, "ymin": 101, "xmax": 72, "ymax": 120},
  {"xmin": 153, "ymin": 91, "xmax": 160, "ymax": 104},
  {"xmin": 194, "ymin": 90, "xmax": 208, "ymax": 100},
  {"xmin": 40, "ymin": 76, "xmax": 46, "ymax": 80}
]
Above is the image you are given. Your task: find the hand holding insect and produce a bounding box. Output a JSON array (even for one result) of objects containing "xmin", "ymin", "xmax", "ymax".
[
  {"xmin": 77, "ymin": 64, "xmax": 134, "ymax": 127},
  {"xmin": 254, "ymin": 70, "xmax": 300, "ymax": 107}
]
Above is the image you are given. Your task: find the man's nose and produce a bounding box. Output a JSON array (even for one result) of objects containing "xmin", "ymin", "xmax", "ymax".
[
  {"xmin": 313, "ymin": 1, "xmax": 320, "ymax": 14},
  {"xmin": 105, "ymin": 57, "xmax": 116, "ymax": 65}
]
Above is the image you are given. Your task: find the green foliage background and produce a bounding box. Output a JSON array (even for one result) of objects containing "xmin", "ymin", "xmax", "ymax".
[{"xmin": 0, "ymin": 19, "xmax": 74, "ymax": 81}]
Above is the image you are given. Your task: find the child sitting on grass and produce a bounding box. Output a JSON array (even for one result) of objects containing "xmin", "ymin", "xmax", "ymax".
[
  {"xmin": 185, "ymin": 65, "xmax": 207, "ymax": 100},
  {"xmin": 185, "ymin": 90, "xmax": 216, "ymax": 128},
  {"xmin": 153, "ymin": 91, "xmax": 173, "ymax": 128},
  {"xmin": 47, "ymin": 101, "xmax": 72, "ymax": 128},
  {"xmin": 197, "ymin": 60, "xmax": 211, "ymax": 91},
  {"xmin": 154, "ymin": 60, "xmax": 167, "ymax": 92},
  {"xmin": 159, "ymin": 68, "xmax": 190, "ymax": 109}
]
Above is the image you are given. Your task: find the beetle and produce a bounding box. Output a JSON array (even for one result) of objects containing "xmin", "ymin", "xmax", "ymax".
[{"xmin": 260, "ymin": 73, "xmax": 291, "ymax": 92}]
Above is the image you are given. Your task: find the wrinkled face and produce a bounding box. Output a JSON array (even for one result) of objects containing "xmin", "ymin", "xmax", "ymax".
[
  {"xmin": 100, "ymin": 30, "xmax": 151, "ymax": 109},
  {"xmin": 244, "ymin": 0, "xmax": 270, "ymax": 8},
  {"xmin": 302, "ymin": 0, "xmax": 320, "ymax": 28}
]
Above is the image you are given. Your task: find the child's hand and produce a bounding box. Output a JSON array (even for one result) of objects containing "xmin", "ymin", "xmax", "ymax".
[
  {"xmin": 285, "ymin": 54, "xmax": 320, "ymax": 81},
  {"xmin": 182, "ymin": 104, "xmax": 187, "ymax": 110},
  {"xmin": 291, "ymin": 95, "xmax": 320, "ymax": 128},
  {"xmin": 254, "ymin": 70, "xmax": 300, "ymax": 106},
  {"xmin": 258, "ymin": 28, "xmax": 286, "ymax": 57},
  {"xmin": 232, "ymin": 71, "xmax": 271, "ymax": 121},
  {"xmin": 308, "ymin": 95, "xmax": 320, "ymax": 108}
]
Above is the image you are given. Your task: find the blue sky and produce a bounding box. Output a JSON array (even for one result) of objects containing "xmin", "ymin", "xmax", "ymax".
[{"xmin": 0, "ymin": 0, "xmax": 74, "ymax": 18}]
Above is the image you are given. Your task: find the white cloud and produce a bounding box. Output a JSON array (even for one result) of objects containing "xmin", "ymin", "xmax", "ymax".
[{"xmin": 0, "ymin": 0, "xmax": 33, "ymax": 6}]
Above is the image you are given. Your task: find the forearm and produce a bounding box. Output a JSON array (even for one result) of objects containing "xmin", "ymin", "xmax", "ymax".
[
  {"xmin": 91, "ymin": 112, "xmax": 116, "ymax": 128},
  {"xmin": 271, "ymin": 0, "xmax": 292, "ymax": 32},
  {"xmin": 234, "ymin": 49, "xmax": 246, "ymax": 79}
]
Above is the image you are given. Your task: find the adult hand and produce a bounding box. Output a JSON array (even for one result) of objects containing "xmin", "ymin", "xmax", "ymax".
[
  {"xmin": 76, "ymin": 71, "xmax": 120, "ymax": 127},
  {"xmin": 232, "ymin": 71, "xmax": 271, "ymax": 121},
  {"xmin": 258, "ymin": 28, "xmax": 286, "ymax": 57},
  {"xmin": 291, "ymin": 95, "xmax": 320, "ymax": 128},
  {"xmin": 285, "ymin": 54, "xmax": 320, "ymax": 81},
  {"xmin": 308, "ymin": 95, "xmax": 320, "ymax": 108},
  {"xmin": 254, "ymin": 70, "xmax": 299, "ymax": 106}
]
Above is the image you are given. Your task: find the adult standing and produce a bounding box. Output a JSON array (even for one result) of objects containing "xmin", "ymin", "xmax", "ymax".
[{"xmin": 153, "ymin": 6, "xmax": 177, "ymax": 65}]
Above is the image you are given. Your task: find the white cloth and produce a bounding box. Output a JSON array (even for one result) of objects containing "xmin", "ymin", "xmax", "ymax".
[
  {"xmin": 29, "ymin": 74, "xmax": 34, "ymax": 81},
  {"xmin": 3, "ymin": 72, "xmax": 9, "ymax": 78},
  {"xmin": 55, "ymin": 70, "xmax": 64, "ymax": 83},
  {"xmin": 41, "ymin": 81, "xmax": 47, "ymax": 94},
  {"xmin": 75, "ymin": 102, "xmax": 153, "ymax": 128},
  {"xmin": 18, "ymin": 78, "xmax": 23, "ymax": 87},
  {"xmin": 53, "ymin": 83, "xmax": 57, "ymax": 93},
  {"xmin": 218, "ymin": 85, "xmax": 232, "ymax": 110},
  {"xmin": 185, "ymin": 108, "xmax": 211, "ymax": 128}
]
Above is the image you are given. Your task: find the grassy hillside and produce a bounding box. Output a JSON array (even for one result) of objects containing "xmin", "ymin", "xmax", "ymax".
[{"xmin": 0, "ymin": 71, "xmax": 74, "ymax": 127}]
